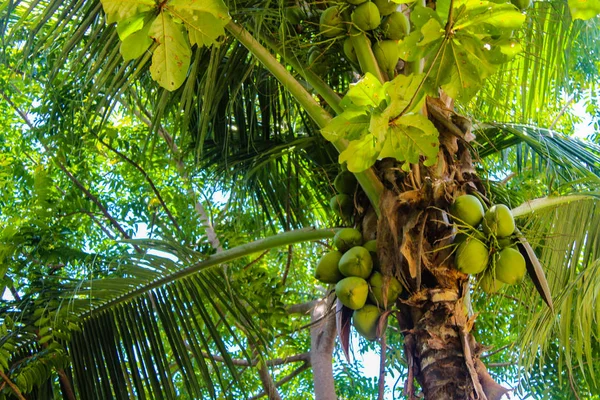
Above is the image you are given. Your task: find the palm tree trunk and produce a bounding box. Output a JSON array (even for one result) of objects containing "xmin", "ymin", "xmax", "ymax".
[{"xmin": 372, "ymin": 98, "xmax": 509, "ymax": 399}]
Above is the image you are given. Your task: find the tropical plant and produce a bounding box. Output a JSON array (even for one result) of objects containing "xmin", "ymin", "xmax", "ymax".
[{"xmin": 0, "ymin": 0, "xmax": 599, "ymax": 399}]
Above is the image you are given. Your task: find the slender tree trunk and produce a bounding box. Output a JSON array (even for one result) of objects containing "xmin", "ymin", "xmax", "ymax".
[{"xmin": 310, "ymin": 298, "xmax": 337, "ymax": 400}]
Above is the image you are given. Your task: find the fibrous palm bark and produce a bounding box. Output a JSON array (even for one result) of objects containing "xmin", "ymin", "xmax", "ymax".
[{"xmin": 365, "ymin": 97, "xmax": 509, "ymax": 399}]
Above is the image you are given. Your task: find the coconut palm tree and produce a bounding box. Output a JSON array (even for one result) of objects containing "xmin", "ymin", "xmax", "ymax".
[{"xmin": 0, "ymin": 0, "xmax": 599, "ymax": 399}]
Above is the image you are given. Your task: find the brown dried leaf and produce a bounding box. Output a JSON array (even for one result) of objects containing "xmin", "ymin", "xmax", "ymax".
[{"xmin": 336, "ymin": 299, "xmax": 353, "ymax": 363}]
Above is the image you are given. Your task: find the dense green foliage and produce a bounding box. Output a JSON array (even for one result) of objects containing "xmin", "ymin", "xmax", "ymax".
[{"xmin": 0, "ymin": 0, "xmax": 599, "ymax": 399}]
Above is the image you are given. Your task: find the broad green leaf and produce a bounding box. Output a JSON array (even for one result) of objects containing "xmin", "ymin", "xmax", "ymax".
[
  {"xmin": 411, "ymin": 6, "xmax": 441, "ymax": 29},
  {"xmin": 120, "ymin": 15, "xmax": 155, "ymax": 61},
  {"xmin": 398, "ymin": 31, "xmax": 426, "ymax": 61},
  {"xmin": 172, "ymin": 10, "xmax": 226, "ymax": 47},
  {"xmin": 321, "ymin": 107, "xmax": 370, "ymax": 142},
  {"xmin": 568, "ymin": 0, "xmax": 600, "ymax": 20},
  {"xmin": 369, "ymin": 110, "xmax": 389, "ymax": 142},
  {"xmin": 168, "ymin": 0, "xmax": 231, "ymax": 21},
  {"xmin": 455, "ymin": 3, "xmax": 526, "ymax": 31},
  {"xmin": 381, "ymin": 114, "xmax": 439, "ymax": 170},
  {"xmin": 339, "ymin": 134, "xmax": 381, "ymax": 173},
  {"xmin": 148, "ymin": 11, "xmax": 192, "ymax": 91},
  {"xmin": 419, "ymin": 18, "xmax": 444, "ymax": 46},
  {"xmin": 345, "ymin": 73, "xmax": 387, "ymax": 108},
  {"xmin": 116, "ymin": 12, "xmax": 147, "ymax": 40},
  {"xmin": 100, "ymin": 0, "xmax": 155, "ymax": 25},
  {"xmin": 384, "ymin": 73, "xmax": 429, "ymax": 116}
]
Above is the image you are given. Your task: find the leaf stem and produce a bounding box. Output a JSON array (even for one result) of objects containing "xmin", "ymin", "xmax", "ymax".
[
  {"xmin": 82, "ymin": 228, "xmax": 337, "ymax": 318},
  {"xmin": 350, "ymin": 32, "xmax": 385, "ymax": 83},
  {"xmin": 226, "ymin": 21, "xmax": 384, "ymax": 214},
  {"xmin": 511, "ymin": 195, "xmax": 593, "ymax": 218},
  {"xmin": 257, "ymin": 32, "xmax": 344, "ymax": 115}
]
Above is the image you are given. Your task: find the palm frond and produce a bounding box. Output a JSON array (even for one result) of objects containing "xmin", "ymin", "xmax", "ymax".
[
  {"xmin": 467, "ymin": 0, "xmax": 600, "ymax": 126},
  {"xmin": 1, "ymin": 229, "xmax": 334, "ymax": 398},
  {"xmin": 477, "ymin": 123, "xmax": 600, "ymax": 193},
  {"xmin": 511, "ymin": 197, "xmax": 600, "ymax": 392}
]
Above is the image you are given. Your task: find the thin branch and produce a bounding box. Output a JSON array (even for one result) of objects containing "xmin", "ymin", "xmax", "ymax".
[
  {"xmin": 487, "ymin": 362, "xmax": 516, "ymax": 368},
  {"xmin": 481, "ymin": 343, "xmax": 513, "ymax": 359},
  {"xmin": 281, "ymin": 244, "xmax": 293, "ymax": 286},
  {"xmin": 96, "ymin": 137, "xmax": 183, "ymax": 235},
  {"xmin": 200, "ymin": 352, "xmax": 310, "ymax": 367},
  {"xmin": 243, "ymin": 250, "xmax": 270, "ymax": 270},
  {"xmin": 0, "ymin": 370, "xmax": 26, "ymax": 400},
  {"xmin": 248, "ymin": 362, "xmax": 310, "ymax": 400},
  {"xmin": 286, "ymin": 300, "xmax": 317, "ymax": 315},
  {"xmin": 549, "ymin": 94, "xmax": 575, "ymax": 130},
  {"xmin": 568, "ymin": 370, "xmax": 582, "ymax": 400}
]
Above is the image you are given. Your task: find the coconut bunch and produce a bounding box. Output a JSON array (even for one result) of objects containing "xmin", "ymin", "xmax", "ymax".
[
  {"xmin": 311, "ymin": 1, "xmax": 410, "ymax": 78},
  {"xmin": 314, "ymin": 228, "xmax": 403, "ymax": 340},
  {"xmin": 450, "ymin": 195, "xmax": 526, "ymax": 293},
  {"xmin": 329, "ymin": 170, "xmax": 357, "ymax": 220}
]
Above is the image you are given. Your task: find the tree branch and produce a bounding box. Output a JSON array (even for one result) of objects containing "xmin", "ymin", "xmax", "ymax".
[
  {"xmin": 248, "ymin": 362, "xmax": 310, "ymax": 400},
  {"xmin": 0, "ymin": 370, "xmax": 26, "ymax": 400},
  {"xmin": 95, "ymin": 137, "xmax": 183, "ymax": 236},
  {"xmin": 286, "ymin": 300, "xmax": 317, "ymax": 315},
  {"xmin": 200, "ymin": 352, "xmax": 309, "ymax": 367}
]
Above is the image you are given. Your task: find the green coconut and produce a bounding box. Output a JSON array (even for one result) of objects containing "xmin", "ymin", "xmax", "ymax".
[
  {"xmin": 330, "ymin": 194, "xmax": 353, "ymax": 219},
  {"xmin": 334, "ymin": 171, "xmax": 358, "ymax": 194},
  {"xmin": 479, "ymin": 271, "xmax": 504, "ymax": 294},
  {"xmin": 336, "ymin": 276, "xmax": 369, "ymax": 310},
  {"xmin": 497, "ymin": 237, "xmax": 515, "ymax": 249},
  {"xmin": 320, "ymin": 6, "xmax": 345, "ymax": 38},
  {"xmin": 353, "ymin": 304, "xmax": 381, "ymax": 340},
  {"xmin": 343, "ymin": 37, "xmax": 358, "ymax": 63},
  {"xmin": 372, "ymin": 40, "xmax": 399, "ymax": 77},
  {"xmin": 454, "ymin": 229, "xmax": 487, "ymax": 245},
  {"xmin": 315, "ymin": 251, "xmax": 344, "ymax": 283},
  {"xmin": 483, "ymin": 204, "xmax": 515, "ymax": 238},
  {"xmin": 495, "ymin": 247, "xmax": 526, "ymax": 284},
  {"xmin": 334, "ymin": 228, "xmax": 363, "ymax": 252},
  {"xmin": 373, "ymin": 0, "xmax": 397, "ymax": 16},
  {"xmin": 451, "ymin": 194, "xmax": 485, "ymax": 228},
  {"xmin": 338, "ymin": 246, "xmax": 373, "ymax": 278},
  {"xmin": 511, "ymin": 0, "xmax": 531, "ymax": 10},
  {"xmin": 382, "ymin": 11, "xmax": 410, "ymax": 40},
  {"xmin": 352, "ymin": 2, "xmax": 381, "ymax": 31},
  {"xmin": 368, "ymin": 271, "xmax": 402, "ymax": 308},
  {"xmin": 455, "ymin": 238, "xmax": 489, "ymax": 275},
  {"xmin": 363, "ymin": 239, "xmax": 380, "ymax": 270}
]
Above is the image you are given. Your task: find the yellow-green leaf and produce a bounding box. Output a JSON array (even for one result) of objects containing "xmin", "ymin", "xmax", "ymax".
[
  {"xmin": 171, "ymin": 9, "xmax": 226, "ymax": 47},
  {"xmin": 339, "ymin": 134, "xmax": 382, "ymax": 173},
  {"xmin": 168, "ymin": 0, "xmax": 231, "ymax": 20},
  {"xmin": 568, "ymin": 0, "xmax": 600, "ymax": 20},
  {"xmin": 120, "ymin": 15, "xmax": 155, "ymax": 61},
  {"xmin": 100, "ymin": 0, "xmax": 155, "ymax": 25},
  {"xmin": 148, "ymin": 11, "xmax": 192, "ymax": 91}
]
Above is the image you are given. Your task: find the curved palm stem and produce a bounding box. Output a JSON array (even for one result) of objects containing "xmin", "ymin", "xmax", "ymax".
[
  {"xmin": 226, "ymin": 20, "xmax": 384, "ymax": 214},
  {"xmin": 83, "ymin": 227, "xmax": 336, "ymax": 317}
]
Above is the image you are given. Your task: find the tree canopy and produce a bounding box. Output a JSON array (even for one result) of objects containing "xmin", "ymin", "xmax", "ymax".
[{"xmin": 0, "ymin": 0, "xmax": 600, "ymax": 399}]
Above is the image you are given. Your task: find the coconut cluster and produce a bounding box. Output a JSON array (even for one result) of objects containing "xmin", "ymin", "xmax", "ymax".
[
  {"xmin": 314, "ymin": 228, "xmax": 402, "ymax": 340},
  {"xmin": 312, "ymin": 1, "xmax": 410, "ymax": 78},
  {"xmin": 329, "ymin": 170, "xmax": 357, "ymax": 220},
  {"xmin": 451, "ymin": 195, "xmax": 527, "ymax": 293}
]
